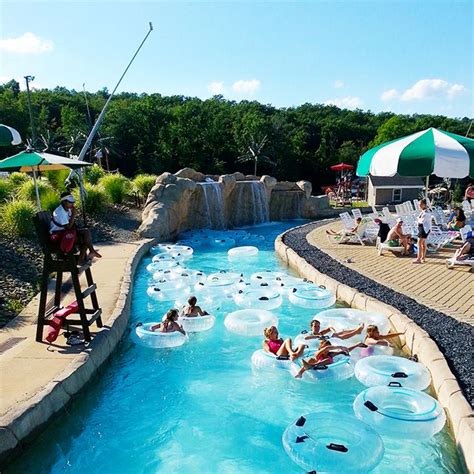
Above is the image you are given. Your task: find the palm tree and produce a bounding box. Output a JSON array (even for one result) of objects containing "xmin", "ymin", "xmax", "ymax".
[{"xmin": 237, "ymin": 135, "xmax": 275, "ymax": 176}]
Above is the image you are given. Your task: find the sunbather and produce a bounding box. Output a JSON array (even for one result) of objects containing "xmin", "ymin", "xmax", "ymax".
[
  {"xmin": 447, "ymin": 207, "xmax": 466, "ymax": 231},
  {"xmin": 453, "ymin": 233, "xmax": 474, "ymax": 261},
  {"xmin": 386, "ymin": 218, "xmax": 411, "ymax": 255},
  {"xmin": 326, "ymin": 217, "xmax": 362, "ymax": 237}
]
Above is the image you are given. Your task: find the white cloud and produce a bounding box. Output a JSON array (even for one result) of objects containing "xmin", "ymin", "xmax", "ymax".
[
  {"xmin": 232, "ymin": 79, "xmax": 260, "ymax": 95},
  {"xmin": 324, "ymin": 96, "xmax": 363, "ymax": 109},
  {"xmin": 400, "ymin": 78, "xmax": 467, "ymax": 102},
  {"xmin": 381, "ymin": 88, "xmax": 398, "ymax": 101},
  {"xmin": 447, "ymin": 83, "xmax": 466, "ymax": 98},
  {"xmin": 207, "ymin": 81, "xmax": 225, "ymax": 95},
  {"xmin": 334, "ymin": 80, "xmax": 344, "ymax": 89},
  {"xmin": 0, "ymin": 32, "xmax": 53, "ymax": 54}
]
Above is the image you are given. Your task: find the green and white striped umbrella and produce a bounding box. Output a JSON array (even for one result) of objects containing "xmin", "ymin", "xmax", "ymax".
[
  {"xmin": 357, "ymin": 128, "xmax": 474, "ymax": 178},
  {"xmin": 0, "ymin": 124, "xmax": 22, "ymax": 146}
]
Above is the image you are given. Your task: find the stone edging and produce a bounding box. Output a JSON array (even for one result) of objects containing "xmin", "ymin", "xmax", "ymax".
[
  {"xmin": 0, "ymin": 238, "xmax": 155, "ymax": 467},
  {"xmin": 275, "ymin": 232, "xmax": 473, "ymax": 473}
]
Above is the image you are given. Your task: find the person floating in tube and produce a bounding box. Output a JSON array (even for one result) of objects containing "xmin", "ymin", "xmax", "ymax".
[
  {"xmin": 151, "ymin": 309, "xmax": 185, "ymax": 334},
  {"xmin": 181, "ymin": 296, "xmax": 209, "ymax": 317},
  {"xmin": 302, "ymin": 319, "xmax": 364, "ymax": 341},
  {"xmin": 364, "ymin": 325, "xmax": 404, "ymax": 347},
  {"xmin": 263, "ymin": 326, "xmax": 306, "ymax": 361}
]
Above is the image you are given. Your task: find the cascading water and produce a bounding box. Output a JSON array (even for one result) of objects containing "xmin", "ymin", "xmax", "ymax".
[
  {"xmin": 250, "ymin": 181, "xmax": 270, "ymax": 223},
  {"xmin": 227, "ymin": 181, "xmax": 270, "ymax": 227},
  {"xmin": 269, "ymin": 191, "xmax": 304, "ymax": 220},
  {"xmin": 199, "ymin": 182, "xmax": 225, "ymax": 229}
]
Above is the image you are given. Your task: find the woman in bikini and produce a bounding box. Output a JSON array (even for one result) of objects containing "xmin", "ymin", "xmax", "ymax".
[
  {"xmin": 302, "ymin": 319, "xmax": 364, "ymax": 341},
  {"xmin": 364, "ymin": 324, "xmax": 404, "ymax": 347},
  {"xmin": 151, "ymin": 309, "xmax": 185, "ymax": 335},
  {"xmin": 294, "ymin": 339, "xmax": 366, "ymax": 378},
  {"xmin": 181, "ymin": 296, "xmax": 209, "ymax": 317},
  {"xmin": 262, "ymin": 326, "xmax": 306, "ymax": 361}
]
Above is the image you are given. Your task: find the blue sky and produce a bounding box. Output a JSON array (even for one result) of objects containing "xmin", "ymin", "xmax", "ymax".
[{"xmin": 0, "ymin": 0, "xmax": 472, "ymax": 118}]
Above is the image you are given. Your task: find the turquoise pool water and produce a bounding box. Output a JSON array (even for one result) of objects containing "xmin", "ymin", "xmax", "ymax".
[{"xmin": 7, "ymin": 221, "xmax": 463, "ymax": 473}]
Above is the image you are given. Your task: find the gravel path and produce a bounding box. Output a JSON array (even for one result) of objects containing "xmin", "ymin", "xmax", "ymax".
[
  {"xmin": 282, "ymin": 220, "xmax": 474, "ymax": 406},
  {"xmin": 0, "ymin": 206, "xmax": 141, "ymax": 327}
]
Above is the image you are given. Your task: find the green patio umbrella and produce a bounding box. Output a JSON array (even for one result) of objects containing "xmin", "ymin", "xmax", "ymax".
[
  {"xmin": 0, "ymin": 149, "xmax": 91, "ymax": 209},
  {"xmin": 0, "ymin": 124, "xmax": 22, "ymax": 146},
  {"xmin": 357, "ymin": 128, "xmax": 474, "ymax": 180}
]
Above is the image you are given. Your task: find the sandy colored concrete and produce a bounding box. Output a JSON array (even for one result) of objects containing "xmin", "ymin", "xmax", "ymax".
[
  {"xmin": 307, "ymin": 221, "xmax": 474, "ymax": 324},
  {"xmin": 0, "ymin": 239, "xmax": 153, "ymax": 466}
]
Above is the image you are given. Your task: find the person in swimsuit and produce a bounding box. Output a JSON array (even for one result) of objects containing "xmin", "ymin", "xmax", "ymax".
[
  {"xmin": 364, "ymin": 324, "xmax": 404, "ymax": 347},
  {"xmin": 181, "ymin": 296, "xmax": 209, "ymax": 317},
  {"xmin": 447, "ymin": 207, "xmax": 466, "ymax": 231},
  {"xmin": 151, "ymin": 309, "xmax": 185, "ymax": 335},
  {"xmin": 262, "ymin": 326, "xmax": 306, "ymax": 361},
  {"xmin": 301, "ymin": 319, "xmax": 364, "ymax": 341},
  {"xmin": 294, "ymin": 339, "xmax": 366, "ymax": 378}
]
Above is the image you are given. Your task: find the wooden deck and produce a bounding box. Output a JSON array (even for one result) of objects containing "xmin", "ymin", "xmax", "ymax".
[{"xmin": 307, "ymin": 222, "xmax": 474, "ymax": 325}]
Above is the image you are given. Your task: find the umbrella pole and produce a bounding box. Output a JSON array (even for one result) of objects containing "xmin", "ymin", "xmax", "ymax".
[
  {"xmin": 32, "ymin": 168, "xmax": 41, "ymax": 210},
  {"xmin": 425, "ymin": 176, "xmax": 429, "ymax": 200},
  {"xmin": 78, "ymin": 168, "xmax": 87, "ymax": 227}
]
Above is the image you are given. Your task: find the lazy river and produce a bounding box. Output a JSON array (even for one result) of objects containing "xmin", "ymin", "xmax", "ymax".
[{"xmin": 6, "ymin": 221, "xmax": 464, "ymax": 473}]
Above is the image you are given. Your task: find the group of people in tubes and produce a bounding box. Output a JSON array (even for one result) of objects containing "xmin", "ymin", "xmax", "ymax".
[{"xmin": 151, "ymin": 295, "xmax": 403, "ymax": 378}]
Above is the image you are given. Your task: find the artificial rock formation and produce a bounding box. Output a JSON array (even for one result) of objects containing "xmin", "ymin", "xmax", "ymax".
[{"xmin": 138, "ymin": 168, "xmax": 329, "ymax": 239}]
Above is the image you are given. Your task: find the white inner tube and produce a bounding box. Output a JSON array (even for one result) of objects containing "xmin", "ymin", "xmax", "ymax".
[
  {"xmin": 134, "ymin": 322, "xmax": 188, "ymax": 349},
  {"xmin": 179, "ymin": 314, "xmax": 216, "ymax": 333},
  {"xmin": 207, "ymin": 272, "xmax": 243, "ymax": 283},
  {"xmin": 195, "ymin": 279, "xmax": 237, "ymax": 296},
  {"xmin": 233, "ymin": 288, "xmax": 283, "ymax": 310},
  {"xmin": 146, "ymin": 260, "xmax": 180, "ymax": 273},
  {"xmin": 147, "ymin": 281, "xmax": 190, "ymax": 302},
  {"xmin": 160, "ymin": 269, "xmax": 207, "ymax": 286},
  {"xmin": 349, "ymin": 343, "xmax": 394, "ymax": 361},
  {"xmin": 224, "ymin": 309, "xmax": 278, "ymax": 336},
  {"xmin": 290, "ymin": 355, "xmax": 354, "ymax": 383},
  {"xmin": 228, "ymin": 246, "xmax": 259, "ymax": 259},
  {"xmin": 151, "ymin": 243, "xmax": 194, "ymax": 258},
  {"xmin": 317, "ymin": 308, "xmax": 390, "ymax": 334},
  {"xmin": 210, "ymin": 237, "xmax": 236, "ymax": 248},
  {"xmin": 250, "ymin": 271, "xmax": 286, "ymax": 283},
  {"xmin": 288, "ymin": 285, "xmax": 336, "ymax": 309},
  {"xmin": 353, "ymin": 385, "xmax": 446, "ymax": 439},
  {"xmin": 251, "ymin": 349, "xmax": 297, "ymax": 371},
  {"xmin": 282, "ymin": 413, "xmax": 385, "ymax": 473},
  {"xmin": 354, "ymin": 355, "xmax": 431, "ymax": 390}
]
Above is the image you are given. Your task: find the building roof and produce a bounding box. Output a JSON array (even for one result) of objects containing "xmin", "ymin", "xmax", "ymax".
[{"xmin": 369, "ymin": 175, "xmax": 424, "ymax": 187}]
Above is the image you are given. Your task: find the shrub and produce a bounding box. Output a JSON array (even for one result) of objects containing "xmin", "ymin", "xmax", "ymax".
[
  {"xmin": 84, "ymin": 164, "xmax": 106, "ymax": 185},
  {"xmin": 98, "ymin": 174, "xmax": 131, "ymax": 204},
  {"xmin": 2, "ymin": 199, "xmax": 36, "ymax": 236},
  {"xmin": 44, "ymin": 169, "xmax": 70, "ymax": 192},
  {"xmin": 8, "ymin": 172, "xmax": 30, "ymax": 188},
  {"xmin": 73, "ymin": 183, "xmax": 109, "ymax": 215},
  {"xmin": 16, "ymin": 179, "xmax": 54, "ymax": 205},
  {"xmin": 0, "ymin": 179, "xmax": 13, "ymax": 202},
  {"xmin": 41, "ymin": 189, "xmax": 61, "ymax": 212},
  {"xmin": 133, "ymin": 174, "xmax": 156, "ymax": 200}
]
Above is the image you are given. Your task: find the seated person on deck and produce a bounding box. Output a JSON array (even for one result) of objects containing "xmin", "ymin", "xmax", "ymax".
[{"xmin": 385, "ymin": 218, "xmax": 410, "ymax": 255}]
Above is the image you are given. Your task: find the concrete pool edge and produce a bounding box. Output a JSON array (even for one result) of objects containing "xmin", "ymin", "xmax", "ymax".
[
  {"xmin": 275, "ymin": 230, "xmax": 473, "ymax": 473},
  {"xmin": 0, "ymin": 238, "xmax": 155, "ymax": 467}
]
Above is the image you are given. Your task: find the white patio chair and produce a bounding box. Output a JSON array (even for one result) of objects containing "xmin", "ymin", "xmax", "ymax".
[
  {"xmin": 460, "ymin": 225, "xmax": 472, "ymax": 243},
  {"xmin": 376, "ymin": 236, "xmax": 405, "ymax": 256},
  {"xmin": 352, "ymin": 208, "xmax": 363, "ymax": 221}
]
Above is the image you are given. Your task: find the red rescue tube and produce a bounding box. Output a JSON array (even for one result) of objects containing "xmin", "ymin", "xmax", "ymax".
[{"xmin": 46, "ymin": 301, "xmax": 79, "ymax": 343}]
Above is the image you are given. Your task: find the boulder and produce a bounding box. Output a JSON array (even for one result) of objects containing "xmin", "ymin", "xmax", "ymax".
[
  {"xmin": 260, "ymin": 175, "xmax": 277, "ymax": 190},
  {"xmin": 174, "ymin": 168, "xmax": 205, "ymax": 182},
  {"xmin": 219, "ymin": 174, "xmax": 237, "ymax": 199},
  {"xmin": 296, "ymin": 180, "xmax": 312, "ymax": 199}
]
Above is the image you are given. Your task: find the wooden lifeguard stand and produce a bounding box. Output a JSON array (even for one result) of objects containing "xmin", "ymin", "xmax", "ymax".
[{"xmin": 33, "ymin": 211, "xmax": 102, "ymax": 342}]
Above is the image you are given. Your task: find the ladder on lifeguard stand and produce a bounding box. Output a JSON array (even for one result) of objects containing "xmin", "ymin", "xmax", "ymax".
[{"xmin": 33, "ymin": 211, "xmax": 103, "ymax": 343}]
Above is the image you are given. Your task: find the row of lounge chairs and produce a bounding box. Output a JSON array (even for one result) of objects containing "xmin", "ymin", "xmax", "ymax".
[{"xmin": 327, "ymin": 201, "xmax": 474, "ymax": 271}]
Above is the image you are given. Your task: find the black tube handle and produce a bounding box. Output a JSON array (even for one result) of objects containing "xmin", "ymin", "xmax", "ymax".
[
  {"xmin": 388, "ymin": 381, "xmax": 402, "ymax": 387},
  {"xmin": 326, "ymin": 443, "xmax": 348, "ymax": 453},
  {"xmin": 391, "ymin": 372, "xmax": 408, "ymax": 378}
]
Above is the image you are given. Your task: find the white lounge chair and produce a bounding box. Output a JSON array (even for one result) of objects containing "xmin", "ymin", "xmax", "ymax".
[
  {"xmin": 446, "ymin": 257, "xmax": 474, "ymax": 272},
  {"xmin": 376, "ymin": 236, "xmax": 404, "ymax": 256}
]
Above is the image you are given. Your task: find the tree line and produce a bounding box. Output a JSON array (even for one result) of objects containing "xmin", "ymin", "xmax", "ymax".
[{"xmin": 0, "ymin": 79, "xmax": 471, "ymax": 190}]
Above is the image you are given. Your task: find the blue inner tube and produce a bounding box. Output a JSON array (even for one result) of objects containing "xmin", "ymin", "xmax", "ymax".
[
  {"xmin": 353, "ymin": 385, "xmax": 446, "ymax": 439},
  {"xmin": 282, "ymin": 413, "xmax": 385, "ymax": 472}
]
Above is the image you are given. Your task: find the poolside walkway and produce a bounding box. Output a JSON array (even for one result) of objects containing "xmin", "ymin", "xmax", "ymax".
[
  {"xmin": 307, "ymin": 222, "xmax": 474, "ymax": 325},
  {"xmin": 0, "ymin": 241, "xmax": 143, "ymax": 420}
]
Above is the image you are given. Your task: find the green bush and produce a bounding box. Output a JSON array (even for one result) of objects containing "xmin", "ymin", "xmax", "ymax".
[
  {"xmin": 84, "ymin": 164, "xmax": 106, "ymax": 185},
  {"xmin": 44, "ymin": 169, "xmax": 70, "ymax": 192},
  {"xmin": 1, "ymin": 199, "xmax": 36, "ymax": 237},
  {"xmin": 0, "ymin": 179, "xmax": 13, "ymax": 202},
  {"xmin": 73, "ymin": 183, "xmax": 109, "ymax": 215},
  {"xmin": 8, "ymin": 172, "xmax": 30, "ymax": 188},
  {"xmin": 98, "ymin": 174, "xmax": 131, "ymax": 204},
  {"xmin": 16, "ymin": 179, "xmax": 54, "ymax": 203},
  {"xmin": 133, "ymin": 174, "xmax": 156, "ymax": 200},
  {"xmin": 41, "ymin": 189, "xmax": 61, "ymax": 212}
]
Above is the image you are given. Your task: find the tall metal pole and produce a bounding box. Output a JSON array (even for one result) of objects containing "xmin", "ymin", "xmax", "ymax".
[
  {"xmin": 24, "ymin": 75, "xmax": 36, "ymax": 147},
  {"xmin": 77, "ymin": 22, "xmax": 154, "ymax": 162}
]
